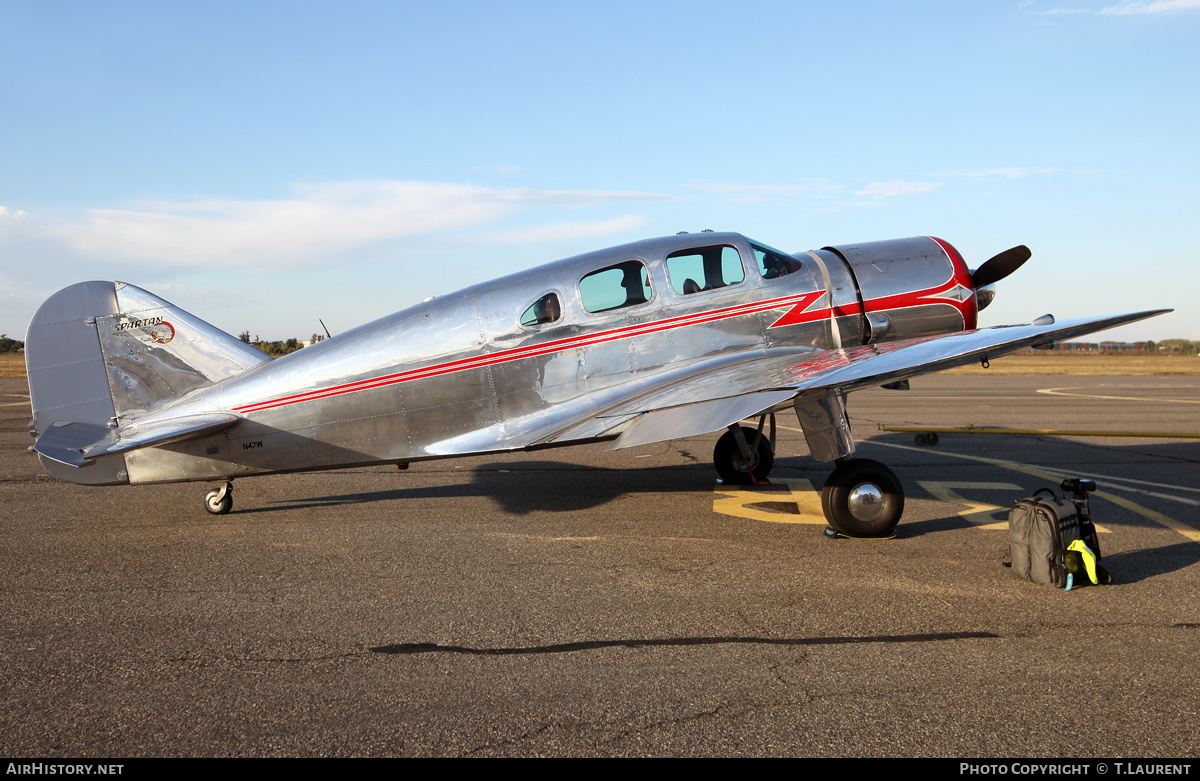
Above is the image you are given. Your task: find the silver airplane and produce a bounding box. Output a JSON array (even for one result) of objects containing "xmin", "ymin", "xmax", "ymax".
[{"xmin": 24, "ymin": 231, "xmax": 1167, "ymax": 538}]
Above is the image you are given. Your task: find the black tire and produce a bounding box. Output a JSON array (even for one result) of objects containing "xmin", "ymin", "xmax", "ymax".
[
  {"xmin": 926, "ymin": 432, "xmax": 939, "ymax": 446},
  {"xmin": 713, "ymin": 426, "xmax": 774, "ymax": 484},
  {"xmin": 914, "ymin": 433, "xmax": 928, "ymax": 446},
  {"xmin": 820, "ymin": 458, "xmax": 903, "ymax": 538},
  {"xmin": 204, "ymin": 487, "xmax": 233, "ymax": 515}
]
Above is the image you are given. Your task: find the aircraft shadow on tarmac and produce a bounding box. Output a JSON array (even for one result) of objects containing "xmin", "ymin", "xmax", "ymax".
[
  {"xmin": 253, "ymin": 458, "xmax": 775, "ymax": 515},
  {"xmin": 242, "ymin": 433, "xmax": 1198, "ymax": 559}
]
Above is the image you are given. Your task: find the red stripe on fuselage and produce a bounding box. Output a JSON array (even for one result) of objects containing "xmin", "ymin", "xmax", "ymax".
[
  {"xmin": 231, "ymin": 290, "xmax": 825, "ymax": 414},
  {"xmin": 232, "ymin": 267, "xmax": 969, "ymax": 416}
]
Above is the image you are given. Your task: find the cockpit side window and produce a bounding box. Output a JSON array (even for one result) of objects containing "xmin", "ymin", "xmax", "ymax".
[
  {"xmin": 751, "ymin": 241, "xmax": 803, "ymax": 279},
  {"xmin": 579, "ymin": 260, "xmax": 653, "ymax": 313},
  {"xmin": 666, "ymin": 245, "xmax": 745, "ymax": 295},
  {"xmin": 519, "ymin": 292, "xmax": 562, "ymax": 327}
]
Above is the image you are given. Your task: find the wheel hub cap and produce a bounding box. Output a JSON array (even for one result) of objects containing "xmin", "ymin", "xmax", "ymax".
[{"xmin": 847, "ymin": 482, "xmax": 884, "ymax": 522}]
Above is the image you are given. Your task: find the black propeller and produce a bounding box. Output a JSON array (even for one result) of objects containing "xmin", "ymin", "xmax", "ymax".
[{"xmin": 971, "ymin": 245, "xmax": 1031, "ymax": 289}]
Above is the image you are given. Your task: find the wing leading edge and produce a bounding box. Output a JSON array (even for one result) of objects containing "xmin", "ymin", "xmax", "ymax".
[{"xmin": 602, "ymin": 309, "xmax": 1170, "ymax": 451}]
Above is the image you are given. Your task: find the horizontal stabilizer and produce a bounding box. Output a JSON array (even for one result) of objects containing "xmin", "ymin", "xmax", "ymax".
[{"xmin": 34, "ymin": 413, "xmax": 240, "ymax": 467}]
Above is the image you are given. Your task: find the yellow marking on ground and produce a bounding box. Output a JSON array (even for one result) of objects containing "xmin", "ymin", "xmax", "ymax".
[
  {"xmin": 1090, "ymin": 482, "xmax": 1200, "ymax": 507},
  {"xmin": 881, "ymin": 424, "xmax": 1200, "ymax": 439},
  {"xmin": 739, "ymin": 422, "xmax": 1195, "ymax": 538},
  {"xmin": 712, "ymin": 478, "xmax": 826, "ymax": 525},
  {"xmin": 1093, "ymin": 491, "xmax": 1200, "ymax": 543},
  {"xmin": 1036, "ymin": 387, "xmax": 1200, "ymax": 404},
  {"xmin": 0, "ymin": 393, "xmax": 31, "ymax": 409},
  {"xmin": 916, "ymin": 481, "xmax": 1024, "ymax": 530},
  {"xmin": 864, "ymin": 438, "xmax": 1189, "ymax": 541}
]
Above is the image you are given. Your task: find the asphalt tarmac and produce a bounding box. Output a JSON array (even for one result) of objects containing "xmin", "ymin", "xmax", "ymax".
[{"xmin": 2, "ymin": 374, "xmax": 1198, "ymax": 757}]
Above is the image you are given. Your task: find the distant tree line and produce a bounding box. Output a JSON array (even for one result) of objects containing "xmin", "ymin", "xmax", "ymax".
[
  {"xmin": 238, "ymin": 331, "xmax": 324, "ymax": 357},
  {"xmin": 1154, "ymin": 339, "xmax": 1198, "ymax": 355},
  {"xmin": 1057, "ymin": 339, "xmax": 1198, "ymax": 354},
  {"xmin": 0, "ymin": 334, "xmax": 24, "ymax": 353}
]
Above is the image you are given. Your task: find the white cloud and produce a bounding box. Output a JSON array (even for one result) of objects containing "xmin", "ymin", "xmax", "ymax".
[
  {"xmin": 1100, "ymin": 0, "xmax": 1200, "ymax": 13},
  {"xmin": 927, "ymin": 166, "xmax": 1093, "ymax": 179},
  {"xmin": 3, "ymin": 182, "xmax": 674, "ymax": 272},
  {"xmin": 854, "ymin": 180, "xmax": 942, "ymax": 198},
  {"xmin": 484, "ymin": 215, "xmax": 649, "ymax": 244},
  {"xmin": 1038, "ymin": 0, "xmax": 1200, "ymax": 13},
  {"xmin": 686, "ymin": 181, "xmax": 840, "ymax": 204},
  {"xmin": 471, "ymin": 163, "xmax": 522, "ymax": 174},
  {"xmin": 502, "ymin": 188, "xmax": 678, "ymax": 207},
  {"xmin": 688, "ymin": 183, "xmax": 811, "ymax": 203}
]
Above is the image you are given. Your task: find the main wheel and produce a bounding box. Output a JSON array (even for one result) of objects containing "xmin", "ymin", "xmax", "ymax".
[
  {"xmin": 820, "ymin": 458, "xmax": 903, "ymax": 538},
  {"xmin": 713, "ymin": 426, "xmax": 774, "ymax": 484},
  {"xmin": 204, "ymin": 486, "xmax": 233, "ymax": 515}
]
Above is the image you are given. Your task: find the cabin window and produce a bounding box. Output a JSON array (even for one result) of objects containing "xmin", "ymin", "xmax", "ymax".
[
  {"xmin": 520, "ymin": 293, "xmax": 562, "ymax": 327},
  {"xmin": 751, "ymin": 241, "xmax": 802, "ymax": 279},
  {"xmin": 579, "ymin": 260, "xmax": 653, "ymax": 313},
  {"xmin": 666, "ymin": 245, "xmax": 745, "ymax": 295}
]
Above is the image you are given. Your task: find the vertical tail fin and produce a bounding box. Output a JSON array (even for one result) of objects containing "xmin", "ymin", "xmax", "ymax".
[{"xmin": 25, "ymin": 281, "xmax": 270, "ymax": 484}]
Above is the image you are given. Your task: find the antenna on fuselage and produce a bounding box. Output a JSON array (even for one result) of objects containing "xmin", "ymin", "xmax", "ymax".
[{"xmin": 319, "ymin": 319, "xmax": 332, "ymax": 339}]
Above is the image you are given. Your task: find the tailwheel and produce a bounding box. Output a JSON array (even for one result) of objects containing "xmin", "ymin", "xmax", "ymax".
[
  {"xmin": 820, "ymin": 459, "xmax": 903, "ymax": 538},
  {"xmin": 713, "ymin": 425, "xmax": 774, "ymax": 485},
  {"xmin": 204, "ymin": 482, "xmax": 233, "ymax": 515}
]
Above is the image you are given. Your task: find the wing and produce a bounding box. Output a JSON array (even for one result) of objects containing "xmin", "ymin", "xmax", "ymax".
[{"xmin": 559, "ymin": 309, "xmax": 1170, "ymax": 451}]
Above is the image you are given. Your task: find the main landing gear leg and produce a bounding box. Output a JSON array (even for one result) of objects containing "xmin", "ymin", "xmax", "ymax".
[
  {"xmin": 820, "ymin": 459, "xmax": 903, "ymax": 538},
  {"xmin": 713, "ymin": 416, "xmax": 775, "ymax": 485},
  {"xmin": 791, "ymin": 393, "xmax": 904, "ymax": 537},
  {"xmin": 204, "ymin": 481, "xmax": 233, "ymax": 515}
]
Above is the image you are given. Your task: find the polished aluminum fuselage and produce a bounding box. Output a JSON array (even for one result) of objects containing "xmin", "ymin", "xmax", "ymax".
[{"xmin": 40, "ymin": 233, "xmax": 972, "ymax": 485}]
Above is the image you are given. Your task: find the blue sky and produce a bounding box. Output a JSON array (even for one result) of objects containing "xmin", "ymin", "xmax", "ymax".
[{"xmin": 2, "ymin": 0, "xmax": 1197, "ymax": 343}]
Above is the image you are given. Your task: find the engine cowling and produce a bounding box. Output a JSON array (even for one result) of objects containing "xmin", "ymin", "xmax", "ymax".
[{"xmin": 820, "ymin": 236, "xmax": 978, "ymax": 341}]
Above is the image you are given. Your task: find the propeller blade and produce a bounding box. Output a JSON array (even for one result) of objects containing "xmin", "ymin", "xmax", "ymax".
[{"xmin": 971, "ymin": 245, "xmax": 1031, "ymax": 289}]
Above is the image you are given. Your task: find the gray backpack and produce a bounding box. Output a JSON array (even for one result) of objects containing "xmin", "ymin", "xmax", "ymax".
[{"xmin": 1008, "ymin": 489, "xmax": 1076, "ymax": 587}]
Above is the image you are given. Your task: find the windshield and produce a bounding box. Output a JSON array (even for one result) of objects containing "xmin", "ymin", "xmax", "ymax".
[{"xmin": 749, "ymin": 239, "xmax": 802, "ymax": 279}]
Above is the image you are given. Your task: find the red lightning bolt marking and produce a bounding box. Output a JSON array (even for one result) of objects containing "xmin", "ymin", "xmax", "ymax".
[{"xmin": 766, "ymin": 290, "xmax": 851, "ymax": 329}]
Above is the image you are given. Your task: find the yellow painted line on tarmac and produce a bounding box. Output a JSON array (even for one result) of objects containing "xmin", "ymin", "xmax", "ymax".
[
  {"xmin": 1037, "ymin": 387, "xmax": 1200, "ymax": 404},
  {"xmin": 865, "ymin": 437, "xmax": 1197, "ymax": 542},
  {"xmin": 0, "ymin": 393, "xmax": 30, "ymax": 408},
  {"xmin": 880, "ymin": 424, "xmax": 1200, "ymax": 439},
  {"xmin": 767, "ymin": 422, "xmax": 1194, "ymax": 540},
  {"xmin": 712, "ymin": 478, "xmax": 826, "ymax": 525},
  {"xmin": 1085, "ymin": 482, "xmax": 1200, "ymax": 507},
  {"xmin": 916, "ymin": 481, "xmax": 1025, "ymax": 531},
  {"xmin": 1093, "ymin": 491, "xmax": 1200, "ymax": 543}
]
